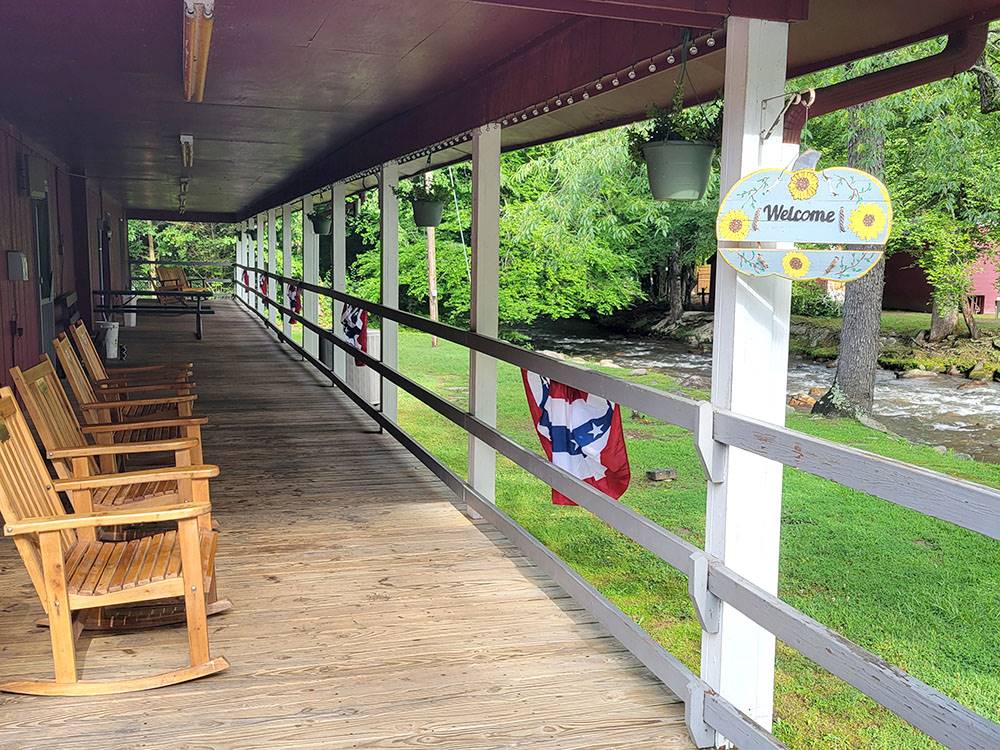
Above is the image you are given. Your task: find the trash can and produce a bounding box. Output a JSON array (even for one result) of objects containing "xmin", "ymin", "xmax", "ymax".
[
  {"xmin": 124, "ymin": 295, "xmax": 137, "ymax": 328},
  {"xmin": 94, "ymin": 320, "xmax": 120, "ymax": 360}
]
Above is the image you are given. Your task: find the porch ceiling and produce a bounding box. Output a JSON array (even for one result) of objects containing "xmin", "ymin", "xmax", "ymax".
[{"xmin": 0, "ymin": 0, "xmax": 997, "ymax": 221}]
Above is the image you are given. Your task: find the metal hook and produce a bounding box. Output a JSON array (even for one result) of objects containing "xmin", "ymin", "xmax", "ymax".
[{"xmin": 760, "ymin": 88, "xmax": 814, "ymax": 142}]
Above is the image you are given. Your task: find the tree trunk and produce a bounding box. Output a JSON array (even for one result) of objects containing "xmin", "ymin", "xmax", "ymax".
[
  {"xmin": 665, "ymin": 241, "xmax": 683, "ymax": 324},
  {"xmin": 813, "ymin": 78, "xmax": 886, "ymax": 418},
  {"xmin": 973, "ymin": 51, "xmax": 1000, "ymax": 114},
  {"xmin": 813, "ymin": 258, "xmax": 885, "ymax": 417},
  {"xmin": 928, "ymin": 301, "xmax": 958, "ymax": 341},
  {"xmin": 961, "ymin": 296, "xmax": 980, "ymax": 340}
]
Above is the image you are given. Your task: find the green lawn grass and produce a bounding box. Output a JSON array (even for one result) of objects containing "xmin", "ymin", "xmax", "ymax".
[
  {"xmin": 396, "ymin": 328, "xmax": 1000, "ymax": 750},
  {"xmin": 797, "ymin": 310, "xmax": 1000, "ymax": 338}
]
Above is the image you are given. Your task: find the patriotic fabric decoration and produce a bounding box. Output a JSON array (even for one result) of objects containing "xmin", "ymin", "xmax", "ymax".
[
  {"xmin": 521, "ymin": 370, "xmax": 630, "ymax": 506},
  {"xmin": 286, "ymin": 284, "xmax": 302, "ymax": 323},
  {"xmin": 241, "ymin": 269, "xmax": 249, "ymax": 287},
  {"xmin": 259, "ymin": 276, "xmax": 268, "ymax": 296},
  {"xmin": 341, "ymin": 304, "xmax": 368, "ymax": 367}
]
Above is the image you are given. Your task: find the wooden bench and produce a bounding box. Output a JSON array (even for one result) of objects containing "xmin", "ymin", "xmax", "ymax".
[
  {"xmin": 156, "ymin": 265, "xmax": 211, "ymax": 295},
  {"xmin": 0, "ymin": 387, "xmax": 229, "ymax": 695}
]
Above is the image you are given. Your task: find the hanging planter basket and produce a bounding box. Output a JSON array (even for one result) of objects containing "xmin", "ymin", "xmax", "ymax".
[
  {"xmin": 642, "ymin": 140, "xmax": 715, "ymax": 201},
  {"xmin": 245, "ymin": 228, "xmax": 257, "ymax": 241},
  {"xmin": 412, "ymin": 199, "xmax": 444, "ymax": 228},
  {"xmin": 308, "ymin": 212, "xmax": 332, "ymax": 235}
]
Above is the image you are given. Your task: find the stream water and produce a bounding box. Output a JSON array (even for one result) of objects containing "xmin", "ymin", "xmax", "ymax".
[{"xmin": 527, "ymin": 323, "xmax": 1000, "ymax": 463}]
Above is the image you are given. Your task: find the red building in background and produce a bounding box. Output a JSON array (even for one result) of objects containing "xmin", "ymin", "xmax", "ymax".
[{"xmin": 882, "ymin": 251, "xmax": 999, "ymax": 315}]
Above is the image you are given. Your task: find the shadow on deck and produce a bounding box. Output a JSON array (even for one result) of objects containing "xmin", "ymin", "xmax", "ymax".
[{"xmin": 0, "ymin": 301, "xmax": 692, "ymax": 749}]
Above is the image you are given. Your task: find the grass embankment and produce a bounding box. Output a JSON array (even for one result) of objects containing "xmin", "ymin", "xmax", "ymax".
[
  {"xmin": 792, "ymin": 311, "xmax": 1000, "ymax": 377},
  {"xmin": 396, "ymin": 329, "xmax": 1000, "ymax": 750}
]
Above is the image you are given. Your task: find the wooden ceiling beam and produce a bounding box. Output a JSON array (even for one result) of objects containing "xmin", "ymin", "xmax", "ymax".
[
  {"xmin": 466, "ymin": 0, "xmax": 723, "ymax": 27},
  {"xmin": 465, "ymin": 0, "xmax": 808, "ymax": 25}
]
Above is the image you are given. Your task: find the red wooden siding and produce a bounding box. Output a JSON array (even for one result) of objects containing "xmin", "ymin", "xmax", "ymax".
[
  {"xmin": 883, "ymin": 251, "xmax": 999, "ymax": 315},
  {"xmin": 0, "ymin": 117, "xmax": 126, "ymax": 387}
]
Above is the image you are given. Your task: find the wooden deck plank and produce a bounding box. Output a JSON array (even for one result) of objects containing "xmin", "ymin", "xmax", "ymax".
[{"xmin": 0, "ymin": 301, "xmax": 693, "ymax": 749}]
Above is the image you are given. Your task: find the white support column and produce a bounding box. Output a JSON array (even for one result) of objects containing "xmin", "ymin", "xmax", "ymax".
[
  {"xmin": 467, "ymin": 123, "xmax": 501, "ymax": 510},
  {"xmin": 701, "ymin": 17, "xmax": 793, "ymax": 739},
  {"xmin": 236, "ymin": 221, "xmax": 245, "ymax": 302},
  {"xmin": 282, "ymin": 203, "xmax": 293, "ymax": 339},
  {"xmin": 255, "ymin": 211, "xmax": 271, "ymax": 317},
  {"xmin": 267, "ymin": 207, "xmax": 278, "ymax": 332},
  {"xmin": 247, "ymin": 216, "xmax": 263, "ymax": 312},
  {"xmin": 303, "ymin": 196, "xmax": 320, "ymax": 358},
  {"xmin": 379, "ymin": 162, "xmax": 399, "ymax": 422},
  {"xmin": 332, "ymin": 182, "xmax": 347, "ymax": 380}
]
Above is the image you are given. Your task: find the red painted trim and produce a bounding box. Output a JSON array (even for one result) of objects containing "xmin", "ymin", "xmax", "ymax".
[
  {"xmin": 784, "ymin": 24, "xmax": 988, "ymax": 143},
  {"xmin": 468, "ymin": 0, "xmax": 808, "ymax": 25},
  {"xmin": 786, "ymin": 6, "xmax": 1000, "ymax": 80},
  {"xmin": 467, "ymin": 0, "xmax": 724, "ymax": 27}
]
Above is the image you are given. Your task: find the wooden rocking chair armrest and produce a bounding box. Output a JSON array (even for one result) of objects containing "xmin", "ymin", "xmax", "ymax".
[
  {"xmin": 47, "ymin": 437, "xmax": 200, "ymax": 459},
  {"xmin": 52, "ymin": 464, "xmax": 220, "ymax": 492},
  {"xmin": 80, "ymin": 416, "xmax": 209, "ymax": 433},
  {"xmin": 102, "ymin": 363, "xmax": 194, "ymax": 375},
  {"xmin": 96, "ymin": 381, "xmax": 197, "ymax": 394},
  {"xmin": 81, "ymin": 394, "xmax": 197, "ymax": 409},
  {"xmin": 5, "ymin": 502, "xmax": 211, "ymax": 536}
]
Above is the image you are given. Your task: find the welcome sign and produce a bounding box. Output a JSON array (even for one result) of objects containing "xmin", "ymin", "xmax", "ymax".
[{"xmin": 716, "ymin": 166, "xmax": 892, "ymax": 282}]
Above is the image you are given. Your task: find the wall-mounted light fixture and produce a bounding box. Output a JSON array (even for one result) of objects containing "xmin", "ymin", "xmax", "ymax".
[
  {"xmin": 183, "ymin": 0, "xmax": 214, "ymax": 102},
  {"xmin": 180, "ymin": 134, "xmax": 195, "ymax": 168}
]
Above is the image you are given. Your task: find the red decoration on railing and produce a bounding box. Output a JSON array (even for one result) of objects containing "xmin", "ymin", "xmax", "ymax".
[
  {"xmin": 241, "ymin": 269, "xmax": 249, "ymax": 287},
  {"xmin": 341, "ymin": 304, "xmax": 368, "ymax": 367},
  {"xmin": 287, "ymin": 283, "xmax": 302, "ymax": 324}
]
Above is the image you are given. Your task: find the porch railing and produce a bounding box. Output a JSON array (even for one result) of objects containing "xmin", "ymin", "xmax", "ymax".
[{"xmin": 234, "ymin": 263, "xmax": 1000, "ymax": 750}]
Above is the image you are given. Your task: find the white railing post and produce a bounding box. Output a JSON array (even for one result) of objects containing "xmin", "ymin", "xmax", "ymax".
[
  {"xmin": 282, "ymin": 202, "xmax": 293, "ymax": 340},
  {"xmin": 255, "ymin": 212, "xmax": 265, "ymax": 316},
  {"xmin": 468, "ymin": 123, "xmax": 501, "ymax": 512},
  {"xmin": 236, "ymin": 221, "xmax": 245, "ymax": 302},
  {"xmin": 303, "ymin": 195, "xmax": 320, "ymax": 358},
  {"xmin": 380, "ymin": 162, "xmax": 399, "ymax": 421},
  {"xmin": 701, "ymin": 16, "xmax": 793, "ymax": 740},
  {"xmin": 332, "ymin": 182, "xmax": 347, "ymax": 381},
  {"xmin": 267, "ymin": 207, "xmax": 278, "ymax": 332}
]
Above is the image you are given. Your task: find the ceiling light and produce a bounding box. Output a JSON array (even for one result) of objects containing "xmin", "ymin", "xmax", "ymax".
[
  {"xmin": 183, "ymin": 1, "xmax": 215, "ymax": 102},
  {"xmin": 180, "ymin": 134, "xmax": 194, "ymax": 168}
]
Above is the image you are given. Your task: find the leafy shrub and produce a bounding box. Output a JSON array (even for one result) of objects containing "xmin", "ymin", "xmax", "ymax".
[{"xmin": 791, "ymin": 281, "xmax": 842, "ymax": 317}]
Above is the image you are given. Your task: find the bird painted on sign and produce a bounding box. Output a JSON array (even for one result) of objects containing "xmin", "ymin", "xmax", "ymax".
[
  {"xmin": 792, "ymin": 149, "xmax": 822, "ymax": 171},
  {"xmin": 824, "ymin": 257, "xmax": 841, "ymax": 275}
]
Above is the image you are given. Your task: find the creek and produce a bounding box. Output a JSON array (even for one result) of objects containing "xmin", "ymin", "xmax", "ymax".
[{"xmin": 527, "ymin": 323, "xmax": 1000, "ymax": 463}]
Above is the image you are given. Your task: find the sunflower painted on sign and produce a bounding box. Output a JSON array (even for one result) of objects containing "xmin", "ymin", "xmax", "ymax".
[
  {"xmin": 848, "ymin": 203, "xmax": 888, "ymax": 242},
  {"xmin": 787, "ymin": 169, "xmax": 819, "ymax": 200},
  {"xmin": 781, "ymin": 251, "xmax": 811, "ymax": 278},
  {"xmin": 717, "ymin": 210, "xmax": 751, "ymax": 241}
]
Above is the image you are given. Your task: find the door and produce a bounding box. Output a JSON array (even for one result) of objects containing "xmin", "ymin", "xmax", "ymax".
[{"xmin": 31, "ymin": 195, "xmax": 55, "ymax": 361}]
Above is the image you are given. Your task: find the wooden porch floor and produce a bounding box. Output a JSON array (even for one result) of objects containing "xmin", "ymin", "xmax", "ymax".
[{"xmin": 0, "ymin": 301, "xmax": 692, "ymax": 749}]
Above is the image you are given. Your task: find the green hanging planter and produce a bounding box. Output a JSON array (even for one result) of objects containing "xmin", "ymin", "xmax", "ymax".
[
  {"xmin": 412, "ymin": 199, "xmax": 444, "ymax": 228},
  {"xmin": 642, "ymin": 140, "xmax": 715, "ymax": 201},
  {"xmin": 308, "ymin": 212, "xmax": 332, "ymax": 235}
]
